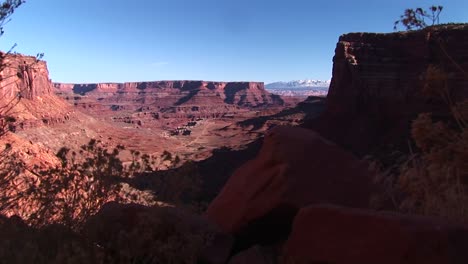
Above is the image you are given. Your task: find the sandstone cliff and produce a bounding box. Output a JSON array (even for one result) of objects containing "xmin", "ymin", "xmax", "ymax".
[
  {"xmin": 0, "ymin": 53, "xmax": 52, "ymax": 100},
  {"xmin": 53, "ymin": 80, "xmax": 286, "ymax": 132},
  {"xmin": 0, "ymin": 53, "xmax": 140, "ymax": 156},
  {"xmin": 54, "ymin": 81, "xmax": 284, "ymax": 108},
  {"xmin": 308, "ymin": 24, "xmax": 468, "ymax": 155},
  {"xmin": 0, "ymin": 53, "xmax": 73, "ymax": 130}
]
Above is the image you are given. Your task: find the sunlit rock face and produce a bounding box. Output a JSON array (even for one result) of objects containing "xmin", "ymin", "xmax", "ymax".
[
  {"xmin": 0, "ymin": 53, "xmax": 75, "ymax": 131},
  {"xmin": 0, "ymin": 53, "xmax": 53, "ymax": 100},
  {"xmin": 53, "ymin": 80, "xmax": 286, "ymax": 130},
  {"xmin": 308, "ymin": 24, "xmax": 468, "ymax": 155},
  {"xmin": 54, "ymin": 80, "xmax": 284, "ymax": 109}
]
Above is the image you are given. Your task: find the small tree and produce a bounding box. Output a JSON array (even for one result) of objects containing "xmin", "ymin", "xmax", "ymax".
[
  {"xmin": 0, "ymin": 139, "xmax": 126, "ymax": 228},
  {"xmin": 0, "ymin": 0, "xmax": 24, "ymax": 36},
  {"xmin": 394, "ymin": 5, "xmax": 443, "ymax": 31},
  {"xmin": 0, "ymin": 0, "xmax": 44, "ymax": 137},
  {"xmin": 0, "ymin": 0, "xmax": 24, "ymax": 136},
  {"xmin": 369, "ymin": 10, "xmax": 468, "ymax": 223}
]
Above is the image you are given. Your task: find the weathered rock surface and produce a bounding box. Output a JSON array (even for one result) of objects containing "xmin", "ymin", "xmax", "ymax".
[
  {"xmin": 0, "ymin": 53, "xmax": 73, "ymax": 131},
  {"xmin": 308, "ymin": 24, "xmax": 468, "ymax": 155},
  {"xmin": 283, "ymin": 204, "xmax": 468, "ymax": 264},
  {"xmin": 206, "ymin": 126, "xmax": 374, "ymax": 249},
  {"xmin": 0, "ymin": 53, "xmax": 52, "ymax": 100}
]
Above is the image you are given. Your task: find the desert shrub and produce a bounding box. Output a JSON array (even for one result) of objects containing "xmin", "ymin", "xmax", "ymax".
[
  {"xmin": 83, "ymin": 204, "xmax": 214, "ymax": 264},
  {"xmin": 396, "ymin": 49, "xmax": 468, "ymax": 221},
  {"xmin": 0, "ymin": 0, "xmax": 45, "ymax": 137},
  {"xmin": 0, "ymin": 145, "xmax": 32, "ymax": 213},
  {"xmin": 397, "ymin": 101, "xmax": 468, "ymax": 222},
  {"xmin": 25, "ymin": 139, "xmax": 126, "ymax": 228},
  {"xmin": 371, "ymin": 95, "xmax": 467, "ymax": 222},
  {"xmin": 368, "ymin": 8, "xmax": 467, "ymax": 223},
  {"xmin": 394, "ymin": 5, "xmax": 443, "ymax": 30},
  {"xmin": 1, "ymin": 138, "xmax": 205, "ymax": 229},
  {"xmin": 371, "ymin": 17, "xmax": 468, "ymax": 222},
  {"xmin": 0, "ymin": 1, "xmax": 24, "ymax": 35}
]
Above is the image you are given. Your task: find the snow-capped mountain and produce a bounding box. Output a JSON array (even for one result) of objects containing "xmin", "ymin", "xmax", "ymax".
[
  {"xmin": 265, "ymin": 79, "xmax": 331, "ymax": 89},
  {"xmin": 265, "ymin": 79, "xmax": 330, "ymax": 97}
]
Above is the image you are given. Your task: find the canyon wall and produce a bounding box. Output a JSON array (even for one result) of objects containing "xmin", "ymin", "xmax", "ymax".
[
  {"xmin": 0, "ymin": 53, "xmax": 74, "ymax": 130},
  {"xmin": 309, "ymin": 24, "xmax": 468, "ymax": 155},
  {"xmin": 54, "ymin": 81, "xmax": 284, "ymax": 108},
  {"xmin": 0, "ymin": 53, "xmax": 53, "ymax": 100},
  {"xmin": 54, "ymin": 80, "xmax": 286, "ymax": 127}
]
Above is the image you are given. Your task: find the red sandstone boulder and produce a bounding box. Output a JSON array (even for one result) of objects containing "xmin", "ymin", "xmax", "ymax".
[
  {"xmin": 206, "ymin": 126, "xmax": 374, "ymax": 246},
  {"xmin": 83, "ymin": 202, "xmax": 233, "ymax": 264},
  {"xmin": 283, "ymin": 205, "xmax": 468, "ymax": 264}
]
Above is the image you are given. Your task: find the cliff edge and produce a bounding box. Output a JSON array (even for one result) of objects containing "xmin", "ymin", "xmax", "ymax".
[{"xmin": 308, "ymin": 24, "xmax": 468, "ymax": 155}]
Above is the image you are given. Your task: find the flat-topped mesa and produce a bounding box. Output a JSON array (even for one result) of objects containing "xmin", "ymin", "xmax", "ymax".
[
  {"xmin": 0, "ymin": 53, "xmax": 74, "ymax": 130},
  {"xmin": 310, "ymin": 24, "xmax": 468, "ymax": 155},
  {"xmin": 0, "ymin": 53, "xmax": 53, "ymax": 100},
  {"xmin": 54, "ymin": 81, "xmax": 284, "ymax": 108}
]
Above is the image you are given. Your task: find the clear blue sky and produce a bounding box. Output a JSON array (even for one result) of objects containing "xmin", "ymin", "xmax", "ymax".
[{"xmin": 1, "ymin": 0, "xmax": 467, "ymax": 83}]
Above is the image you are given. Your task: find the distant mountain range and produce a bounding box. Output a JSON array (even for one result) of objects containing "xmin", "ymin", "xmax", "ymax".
[
  {"xmin": 266, "ymin": 79, "xmax": 330, "ymax": 97},
  {"xmin": 265, "ymin": 79, "xmax": 331, "ymax": 89}
]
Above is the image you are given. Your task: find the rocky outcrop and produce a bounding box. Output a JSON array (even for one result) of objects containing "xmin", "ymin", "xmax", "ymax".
[
  {"xmin": 283, "ymin": 205, "xmax": 468, "ymax": 264},
  {"xmin": 0, "ymin": 53, "xmax": 74, "ymax": 131},
  {"xmin": 0, "ymin": 53, "xmax": 53, "ymax": 100},
  {"xmin": 308, "ymin": 24, "xmax": 468, "ymax": 155},
  {"xmin": 206, "ymin": 126, "xmax": 374, "ymax": 250},
  {"xmin": 204, "ymin": 125, "xmax": 468, "ymax": 263}
]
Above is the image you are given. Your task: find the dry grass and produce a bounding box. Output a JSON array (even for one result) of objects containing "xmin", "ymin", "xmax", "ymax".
[
  {"xmin": 397, "ymin": 102, "xmax": 468, "ymax": 223},
  {"xmin": 371, "ymin": 60, "xmax": 468, "ymax": 224}
]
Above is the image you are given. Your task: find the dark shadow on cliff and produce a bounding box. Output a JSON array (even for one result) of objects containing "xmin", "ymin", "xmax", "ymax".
[
  {"xmin": 174, "ymin": 89, "xmax": 200, "ymax": 106},
  {"xmin": 72, "ymin": 84, "xmax": 97, "ymax": 95},
  {"xmin": 224, "ymin": 83, "xmax": 249, "ymax": 104},
  {"xmin": 270, "ymin": 93, "xmax": 285, "ymax": 105},
  {"xmin": 174, "ymin": 81, "xmax": 207, "ymax": 105}
]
